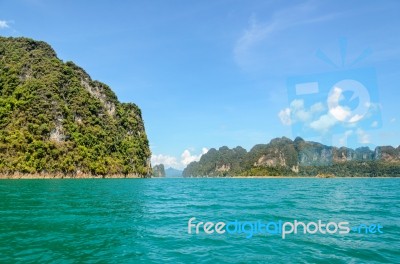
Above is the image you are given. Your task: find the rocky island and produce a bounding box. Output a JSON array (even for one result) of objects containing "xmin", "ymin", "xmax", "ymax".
[
  {"xmin": 152, "ymin": 164, "xmax": 166, "ymax": 177},
  {"xmin": 0, "ymin": 37, "xmax": 151, "ymax": 178}
]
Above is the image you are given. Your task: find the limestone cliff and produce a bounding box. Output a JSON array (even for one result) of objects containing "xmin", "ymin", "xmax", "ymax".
[
  {"xmin": 0, "ymin": 37, "xmax": 151, "ymax": 177},
  {"xmin": 183, "ymin": 137, "xmax": 400, "ymax": 177}
]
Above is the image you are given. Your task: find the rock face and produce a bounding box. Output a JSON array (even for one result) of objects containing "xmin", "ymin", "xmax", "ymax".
[
  {"xmin": 152, "ymin": 164, "xmax": 166, "ymax": 177},
  {"xmin": 0, "ymin": 37, "xmax": 151, "ymax": 177},
  {"xmin": 183, "ymin": 137, "xmax": 400, "ymax": 177}
]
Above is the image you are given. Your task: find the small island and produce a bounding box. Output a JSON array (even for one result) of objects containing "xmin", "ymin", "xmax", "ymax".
[{"xmin": 152, "ymin": 164, "xmax": 166, "ymax": 177}]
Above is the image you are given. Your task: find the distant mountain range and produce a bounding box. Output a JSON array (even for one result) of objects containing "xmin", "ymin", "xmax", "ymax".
[
  {"xmin": 183, "ymin": 137, "xmax": 400, "ymax": 177},
  {"xmin": 150, "ymin": 165, "xmax": 182, "ymax": 177},
  {"xmin": 165, "ymin": 167, "xmax": 182, "ymax": 177}
]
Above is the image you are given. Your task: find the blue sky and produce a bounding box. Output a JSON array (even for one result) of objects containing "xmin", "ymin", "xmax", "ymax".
[{"xmin": 1, "ymin": 0, "xmax": 399, "ymax": 169}]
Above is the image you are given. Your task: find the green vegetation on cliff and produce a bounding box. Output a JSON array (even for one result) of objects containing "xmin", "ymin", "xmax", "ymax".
[
  {"xmin": 183, "ymin": 137, "xmax": 400, "ymax": 177},
  {"xmin": 0, "ymin": 37, "xmax": 151, "ymax": 177}
]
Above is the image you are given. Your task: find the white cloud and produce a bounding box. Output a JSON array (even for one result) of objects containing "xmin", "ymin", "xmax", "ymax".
[
  {"xmin": 296, "ymin": 109, "xmax": 311, "ymax": 122},
  {"xmin": 151, "ymin": 154, "xmax": 179, "ymax": 169},
  {"xmin": 278, "ymin": 83, "xmax": 378, "ymax": 137},
  {"xmin": 327, "ymin": 87, "xmax": 342, "ymax": 106},
  {"xmin": 201, "ymin": 147, "xmax": 209, "ymax": 154},
  {"xmin": 290, "ymin": 99, "xmax": 314, "ymax": 122},
  {"xmin": 327, "ymin": 87, "xmax": 353, "ymax": 122},
  {"xmin": 278, "ymin": 94, "xmax": 371, "ymax": 133},
  {"xmin": 348, "ymin": 114, "xmax": 363, "ymax": 123},
  {"xmin": 181, "ymin": 150, "xmax": 195, "ymax": 166},
  {"xmin": 310, "ymin": 102, "xmax": 325, "ymax": 113},
  {"xmin": 291, "ymin": 99, "xmax": 304, "ymax": 110},
  {"xmin": 181, "ymin": 148, "xmax": 209, "ymax": 166},
  {"xmin": 356, "ymin": 128, "xmax": 370, "ymax": 144},
  {"xmin": 0, "ymin": 20, "xmax": 9, "ymax": 29},
  {"xmin": 152, "ymin": 148, "xmax": 209, "ymax": 170},
  {"xmin": 329, "ymin": 105, "xmax": 351, "ymax": 121},
  {"xmin": 278, "ymin": 99, "xmax": 326, "ymax": 126},
  {"xmin": 328, "ymin": 85, "xmax": 371, "ymax": 123},
  {"xmin": 309, "ymin": 113, "xmax": 338, "ymax": 133},
  {"xmin": 390, "ymin": 117, "xmax": 396, "ymax": 123},
  {"xmin": 278, "ymin": 108, "xmax": 291, "ymax": 126}
]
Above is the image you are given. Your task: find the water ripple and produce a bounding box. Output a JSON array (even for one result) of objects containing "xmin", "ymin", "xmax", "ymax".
[{"xmin": 0, "ymin": 178, "xmax": 399, "ymax": 263}]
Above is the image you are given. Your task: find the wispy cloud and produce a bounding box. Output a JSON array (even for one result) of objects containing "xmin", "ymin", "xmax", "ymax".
[
  {"xmin": 338, "ymin": 130, "xmax": 353, "ymax": 146},
  {"xmin": 0, "ymin": 20, "xmax": 10, "ymax": 29},
  {"xmin": 356, "ymin": 128, "xmax": 370, "ymax": 144},
  {"xmin": 233, "ymin": 14, "xmax": 277, "ymax": 66},
  {"xmin": 233, "ymin": 2, "xmax": 340, "ymax": 68}
]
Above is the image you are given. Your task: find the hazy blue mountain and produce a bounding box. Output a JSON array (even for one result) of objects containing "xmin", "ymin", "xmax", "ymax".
[{"xmin": 165, "ymin": 167, "xmax": 183, "ymax": 177}]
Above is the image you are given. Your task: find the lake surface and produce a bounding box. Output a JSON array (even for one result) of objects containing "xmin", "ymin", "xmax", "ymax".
[{"xmin": 0, "ymin": 178, "xmax": 399, "ymax": 263}]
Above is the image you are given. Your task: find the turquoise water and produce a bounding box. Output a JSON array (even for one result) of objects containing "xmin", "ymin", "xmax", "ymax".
[{"xmin": 0, "ymin": 178, "xmax": 399, "ymax": 263}]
